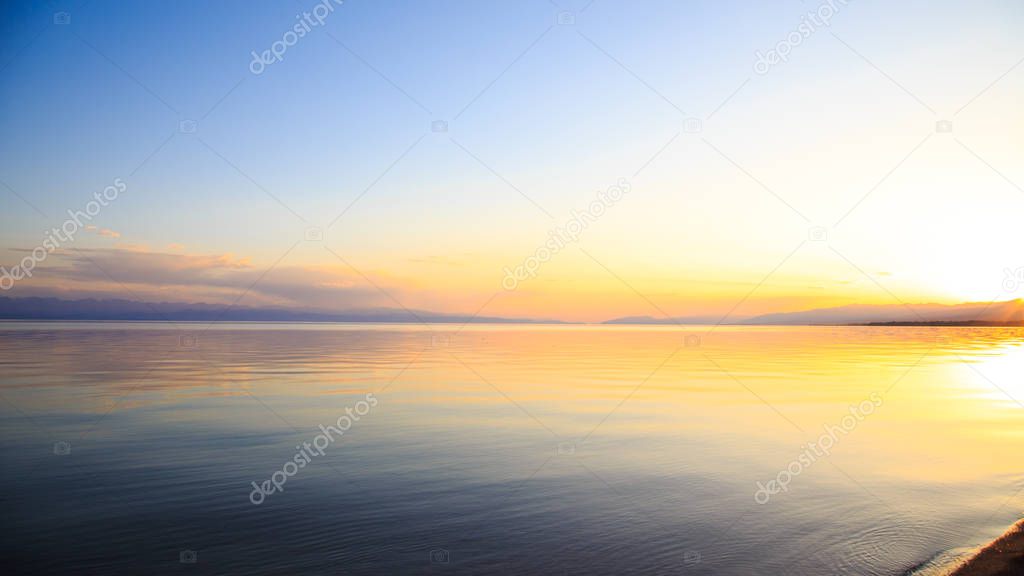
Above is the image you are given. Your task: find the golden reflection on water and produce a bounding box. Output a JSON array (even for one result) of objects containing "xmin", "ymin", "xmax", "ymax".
[{"xmin": 2, "ymin": 323, "xmax": 1022, "ymax": 486}]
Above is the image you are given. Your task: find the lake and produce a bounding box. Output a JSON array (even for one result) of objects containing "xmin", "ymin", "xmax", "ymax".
[{"xmin": 1, "ymin": 322, "xmax": 1022, "ymax": 575}]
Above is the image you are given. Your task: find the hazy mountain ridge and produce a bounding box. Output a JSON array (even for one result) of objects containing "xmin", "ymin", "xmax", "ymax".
[
  {"xmin": 743, "ymin": 300, "xmax": 1024, "ymax": 325},
  {"xmin": 3, "ymin": 296, "xmax": 1023, "ymax": 326},
  {"xmin": 602, "ymin": 315, "xmax": 724, "ymax": 325},
  {"xmin": 0, "ymin": 297, "xmax": 564, "ymax": 324},
  {"xmin": 604, "ymin": 300, "xmax": 1024, "ymax": 326}
]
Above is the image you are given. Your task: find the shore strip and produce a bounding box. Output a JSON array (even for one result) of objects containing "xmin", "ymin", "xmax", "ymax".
[{"xmin": 949, "ymin": 519, "xmax": 1024, "ymax": 576}]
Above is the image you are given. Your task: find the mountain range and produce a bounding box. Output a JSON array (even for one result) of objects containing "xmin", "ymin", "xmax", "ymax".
[
  {"xmin": 2, "ymin": 296, "xmax": 1022, "ymax": 326},
  {"xmin": 0, "ymin": 297, "xmax": 560, "ymax": 324},
  {"xmin": 742, "ymin": 299, "xmax": 1024, "ymax": 326}
]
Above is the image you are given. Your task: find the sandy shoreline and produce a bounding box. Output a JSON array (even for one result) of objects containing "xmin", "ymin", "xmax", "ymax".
[{"xmin": 947, "ymin": 519, "xmax": 1024, "ymax": 576}]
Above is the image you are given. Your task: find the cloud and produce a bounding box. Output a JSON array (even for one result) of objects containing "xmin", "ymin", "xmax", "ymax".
[
  {"xmin": 406, "ymin": 255, "xmax": 466, "ymax": 267},
  {"xmin": 84, "ymin": 225, "xmax": 121, "ymax": 238},
  {"xmin": 4, "ymin": 247, "xmax": 408, "ymax": 312}
]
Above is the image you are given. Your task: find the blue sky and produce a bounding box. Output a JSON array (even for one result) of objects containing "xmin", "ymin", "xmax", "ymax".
[{"xmin": 1, "ymin": 0, "xmax": 1023, "ymax": 320}]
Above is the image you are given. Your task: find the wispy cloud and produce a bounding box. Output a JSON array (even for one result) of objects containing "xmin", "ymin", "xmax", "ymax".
[
  {"xmin": 84, "ymin": 225, "xmax": 121, "ymax": 238},
  {"xmin": 3, "ymin": 247, "xmax": 408, "ymax": 312}
]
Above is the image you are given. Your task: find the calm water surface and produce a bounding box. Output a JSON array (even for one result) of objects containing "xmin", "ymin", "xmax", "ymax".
[{"xmin": 1, "ymin": 323, "xmax": 1022, "ymax": 575}]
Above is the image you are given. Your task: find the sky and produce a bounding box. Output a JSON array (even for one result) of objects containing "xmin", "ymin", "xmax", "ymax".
[{"xmin": 1, "ymin": 0, "xmax": 1023, "ymax": 322}]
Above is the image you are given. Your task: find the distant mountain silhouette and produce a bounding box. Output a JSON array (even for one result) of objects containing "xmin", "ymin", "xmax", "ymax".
[
  {"xmin": 742, "ymin": 300, "xmax": 1024, "ymax": 326},
  {"xmin": 0, "ymin": 296, "xmax": 564, "ymax": 324},
  {"xmin": 4, "ymin": 296, "xmax": 1023, "ymax": 326},
  {"xmin": 602, "ymin": 315, "xmax": 724, "ymax": 325},
  {"xmin": 602, "ymin": 300, "xmax": 1024, "ymax": 326}
]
